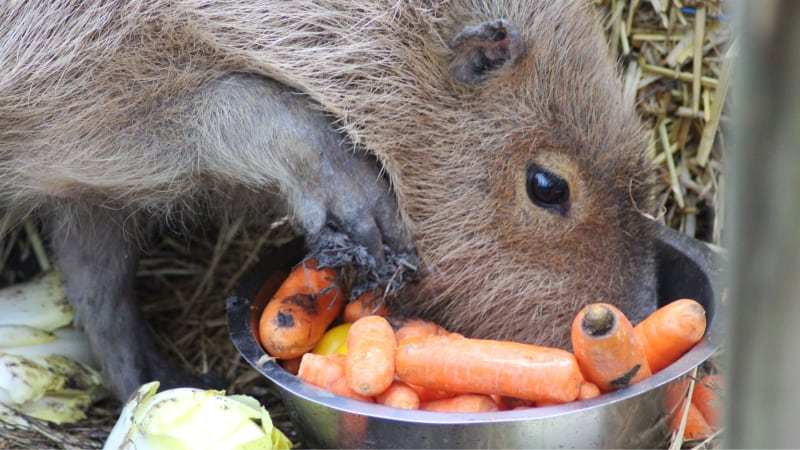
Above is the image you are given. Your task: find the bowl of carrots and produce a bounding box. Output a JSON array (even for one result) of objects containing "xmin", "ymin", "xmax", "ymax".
[{"xmin": 227, "ymin": 224, "xmax": 724, "ymax": 449}]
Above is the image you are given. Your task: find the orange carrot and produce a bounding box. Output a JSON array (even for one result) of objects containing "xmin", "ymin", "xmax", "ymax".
[
  {"xmin": 406, "ymin": 383, "xmax": 459, "ymax": 403},
  {"xmin": 253, "ymin": 270, "xmax": 289, "ymax": 310},
  {"xmin": 669, "ymin": 399, "xmax": 714, "ymax": 441},
  {"xmin": 297, "ymin": 353, "xmax": 372, "ymax": 402},
  {"xmin": 571, "ymin": 303, "xmax": 652, "ymax": 392},
  {"xmin": 663, "ymin": 377, "xmax": 691, "ymax": 416},
  {"xmin": 258, "ymin": 259, "xmax": 345, "ymax": 359},
  {"xmin": 691, "ymin": 374, "xmax": 724, "ymax": 427},
  {"xmin": 396, "ymin": 335, "xmax": 582, "ymax": 403},
  {"xmin": 281, "ymin": 356, "xmax": 303, "ymax": 375},
  {"xmin": 343, "ymin": 290, "xmax": 390, "ymax": 322},
  {"xmin": 420, "ymin": 394, "xmax": 499, "ymax": 413},
  {"xmin": 534, "ymin": 401, "xmax": 560, "ymax": 407},
  {"xmin": 346, "ymin": 315, "xmax": 397, "ymax": 397},
  {"xmin": 391, "ymin": 317, "xmax": 450, "ymax": 343},
  {"xmin": 634, "ymin": 299, "xmax": 707, "ymax": 372},
  {"xmin": 577, "ymin": 381, "xmax": 601, "ymax": 400},
  {"xmin": 375, "ymin": 380, "xmax": 420, "ymax": 410}
]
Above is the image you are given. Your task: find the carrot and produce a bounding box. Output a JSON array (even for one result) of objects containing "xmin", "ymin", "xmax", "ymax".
[
  {"xmin": 634, "ymin": 299, "xmax": 707, "ymax": 372},
  {"xmin": 534, "ymin": 383, "xmax": 598, "ymax": 406},
  {"xmin": 578, "ymin": 381, "xmax": 601, "ymax": 400},
  {"xmin": 691, "ymin": 374, "xmax": 724, "ymax": 427},
  {"xmin": 406, "ymin": 383, "xmax": 459, "ymax": 403},
  {"xmin": 420, "ymin": 394, "xmax": 499, "ymax": 413},
  {"xmin": 534, "ymin": 400, "xmax": 560, "ymax": 407},
  {"xmin": 571, "ymin": 303, "xmax": 652, "ymax": 392},
  {"xmin": 342, "ymin": 290, "xmax": 390, "ymax": 322},
  {"xmin": 297, "ymin": 353, "xmax": 372, "ymax": 402},
  {"xmin": 258, "ymin": 259, "xmax": 345, "ymax": 359},
  {"xmin": 346, "ymin": 315, "xmax": 397, "ymax": 397},
  {"xmin": 396, "ymin": 334, "xmax": 582, "ymax": 404},
  {"xmin": 391, "ymin": 317, "xmax": 450, "ymax": 343},
  {"xmin": 375, "ymin": 380, "xmax": 420, "ymax": 410},
  {"xmin": 281, "ymin": 356, "xmax": 303, "ymax": 375},
  {"xmin": 669, "ymin": 399, "xmax": 714, "ymax": 441},
  {"xmin": 663, "ymin": 377, "xmax": 691, "ymax": 416}
]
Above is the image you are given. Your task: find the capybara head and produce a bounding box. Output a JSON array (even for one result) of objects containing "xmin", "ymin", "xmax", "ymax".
[{"xmin": 367, "ymin": 1, "xmax": 659, "ymax": 347}]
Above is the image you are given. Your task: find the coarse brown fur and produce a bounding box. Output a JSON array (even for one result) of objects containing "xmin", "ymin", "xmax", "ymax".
[{"xmin": 0, "ymin": 0, "xmax": 656, "ymax": 397}]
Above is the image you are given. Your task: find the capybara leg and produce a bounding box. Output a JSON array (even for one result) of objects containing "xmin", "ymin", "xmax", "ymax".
[{"xmin": 46, "ymin": 204, "xmax": 206, "ymax": 400}]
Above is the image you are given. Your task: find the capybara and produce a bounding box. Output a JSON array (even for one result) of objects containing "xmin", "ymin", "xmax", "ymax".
[{"xmin": 0, "ymin": 0, "xmax": 656, "ymax": 400}]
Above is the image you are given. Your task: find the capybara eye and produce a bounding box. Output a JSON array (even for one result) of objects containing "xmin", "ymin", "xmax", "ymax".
[{"xmin": 526, "ymin": 164, "xmax": 570, "ymax": 214}]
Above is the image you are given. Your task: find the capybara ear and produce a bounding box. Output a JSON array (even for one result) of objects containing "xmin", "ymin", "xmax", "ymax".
[{"xmin": 448, "ymin": 19, "xmax": 523, "ymax": 84}]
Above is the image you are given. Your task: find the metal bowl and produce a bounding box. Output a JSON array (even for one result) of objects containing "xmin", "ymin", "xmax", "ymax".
[{"xmin": 227, "ymin": 224, "xmax": 724, "ymax": 448}]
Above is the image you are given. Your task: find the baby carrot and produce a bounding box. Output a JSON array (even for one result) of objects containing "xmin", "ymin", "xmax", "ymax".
[
  {"xmin": 571, "ymin": 303, "xmax": 652, "ymax": 392},
  {"xmin": 258, "ymin": 259, "xmax": 345, "ymax": 359},
  {"xmin": 578, "ymin": 381, "xmax": 601, "ymax": 400},
  {"xmin": 396, "ymin": 335, "xmax": 582, "ymax": 404},
  {"xmin": 669, "ymin": 399, "xmax": 714, "ymax": 441},
  {"xmin": 391, "ymin": 317, "xmax": 450, "ymax": 343},
  {"xmin": 529, "ymin": 382, "xmax": 597, "ymax": 407},
  {"xmin": 346, "ymin": 315, "xmax": 397, "ymax": 397},
  {"xmin": 297, "ymin": 353, "xmax": 372, "ymax": 402},
  {"xmin": 663, "ymin": 377, "xmax": 691, "ymax": 416},
  {"xmin": 420, "ymin": 394, "xmax": 499, "ymax": 413},
  {"xmin": 634, "ymin": 299, "xmax": 707, "ymax": 372},
  {"xmin": 281, "ymin": 356, "xmax": 303, "ymax": 375},
  {"xmin": 691, "ymin": 374, "xmax": 724, "ymax": 427},
  {"xmin": 406, "ymin": 383, "xmax": 459, "ymax": 403},
  {"xmin": 342, "ymin": 290, "xmax": 390, "ymax": 322},
  {"xmin": 375, "ymin": 380, "xmax": 420, "ymax": 410}
]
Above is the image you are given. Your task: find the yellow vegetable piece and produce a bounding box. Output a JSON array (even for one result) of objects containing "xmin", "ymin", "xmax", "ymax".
[
  {"xmin": 333, "ymin": 342, "xmax": 348, "ymax": 355},
  {"xmin": 312, "ymin": 323, "xmax": 351, "ymax": 355}
]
